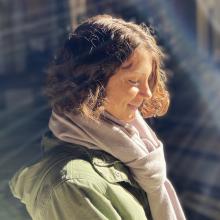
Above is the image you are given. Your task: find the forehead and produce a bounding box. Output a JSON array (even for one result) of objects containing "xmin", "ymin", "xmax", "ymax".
[{"xmin": 120, "ymin": 46, "xmax": 153, "ymax": 75}]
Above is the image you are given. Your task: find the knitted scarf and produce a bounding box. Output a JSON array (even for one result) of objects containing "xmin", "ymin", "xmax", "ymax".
[{"xmin": 49, "ymin": 110, "xmax": 186, "ymax": 220}]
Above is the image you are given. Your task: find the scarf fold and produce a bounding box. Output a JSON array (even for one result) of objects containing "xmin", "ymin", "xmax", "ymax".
[{"xmin": 49, "ymin": 110, "xmax": 186, "ymax": 220}]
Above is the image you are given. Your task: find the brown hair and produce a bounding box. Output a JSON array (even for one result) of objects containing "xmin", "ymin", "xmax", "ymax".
[{"xmin": 46, "ymin": 14, "xmax": 169, "ymax": 120}]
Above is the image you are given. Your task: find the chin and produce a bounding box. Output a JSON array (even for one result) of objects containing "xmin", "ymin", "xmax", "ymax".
[{"xmin": 110, "ymin": 110, "xmax": 136, "ymax": 122}]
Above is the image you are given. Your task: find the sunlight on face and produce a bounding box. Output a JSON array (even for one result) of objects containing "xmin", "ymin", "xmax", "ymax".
[{"xmin": 104, "ymin": 46, "xmax": 155, "ymax": 122}]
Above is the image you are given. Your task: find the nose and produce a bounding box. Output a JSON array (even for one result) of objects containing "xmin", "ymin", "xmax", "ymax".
[{"xmin": 139, "ymin": 83, "xmax": 152, "ymax": 99}]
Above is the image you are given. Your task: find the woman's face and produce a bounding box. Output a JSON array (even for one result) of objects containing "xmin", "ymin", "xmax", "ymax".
[{"xmin": 104, "ymin": 46, "xmax": 155, "ymax": 122}]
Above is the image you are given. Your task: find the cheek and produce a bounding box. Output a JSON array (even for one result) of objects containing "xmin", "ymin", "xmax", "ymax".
[
  {"xmin": 116, "ymin": 85, "xmax": 139, "ymax": 104},
  {"xmin": 117, "ymin": 84, "xmax": 140, "ymax": 103},
  {"xmin": 106, "ymin": 79, "xmax": 139, "ymax": 104},
  {"xmin": 128, "ymin": 87, "xmax": 139, "ymax": 97}
]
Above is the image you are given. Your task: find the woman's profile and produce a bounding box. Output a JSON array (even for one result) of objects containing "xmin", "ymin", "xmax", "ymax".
[{"xmin": 9, "ymin": 15, "xmax": 186, "ymax": 220}]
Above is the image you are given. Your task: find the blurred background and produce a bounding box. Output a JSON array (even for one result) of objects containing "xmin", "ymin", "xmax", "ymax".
[{"xmin": 0, "ymin": 0, "xmax": 220, "ymax": 219}]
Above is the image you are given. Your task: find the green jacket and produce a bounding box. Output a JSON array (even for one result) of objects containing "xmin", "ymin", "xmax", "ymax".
[{"xmin": 9, "ymin": 131, "xmax": 152, "ymax": 220}]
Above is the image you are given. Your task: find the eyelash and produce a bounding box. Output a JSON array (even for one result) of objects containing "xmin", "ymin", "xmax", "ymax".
[
  {"xmin": 128, "ymin": 77, "xmax": 155, "ymax": 89},
  {"xmin": 128, "ymin": 80, "xmax": 139, "ymax": 86}
]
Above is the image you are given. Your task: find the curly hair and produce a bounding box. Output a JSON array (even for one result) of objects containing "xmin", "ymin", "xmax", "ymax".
[{"xmin": 46, "ymin": 14, "xmax": 169, "ymax": 120}]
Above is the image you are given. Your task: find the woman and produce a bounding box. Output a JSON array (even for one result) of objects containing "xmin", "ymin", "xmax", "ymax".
[{"xmin": 10, "ymin": 15, "xmax": 186, "ymax": 220}]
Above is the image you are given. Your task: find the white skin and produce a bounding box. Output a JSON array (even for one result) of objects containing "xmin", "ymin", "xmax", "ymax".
[{"xmin": 104, "ymin": 46, "xmax": 155, "ymax": 122}]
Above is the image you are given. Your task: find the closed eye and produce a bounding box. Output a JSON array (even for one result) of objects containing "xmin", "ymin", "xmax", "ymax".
[{"xmin": 128, "ymin": 80, "xmax": 139, "ymax": 86}]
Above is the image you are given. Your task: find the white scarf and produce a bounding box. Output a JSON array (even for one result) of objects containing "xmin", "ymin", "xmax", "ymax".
[{"xmin": 49, "ymin": 110, "xmax": 186, "ymax": 220}]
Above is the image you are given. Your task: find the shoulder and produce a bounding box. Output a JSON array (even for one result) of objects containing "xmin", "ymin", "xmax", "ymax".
[
  {"xmin": 39, "ymin": 131, "xmax": 135, "ymax": 189},
  {"xmin": 39, "ymin": 151, "xmax": 109, "ymax": 193},
  {"xmin": 41, "ymin": 142, "xmax": 134, "ymax": 187},
  {"xmin": 62, "ymin": 158, "xmax": 103, "ymax": 180},
  {"xmin": 35, "ymin": 146, "xmax": 140, "ymax": 208},
  {"xmin": 21, "ymin": 146, "xmax": 150, "ymax": 220},
  {"xmin": 36, "ymin": 147, "xmax": 122, "ymax": 200},
  {"xmin": 60, "ymin": 158, "xmax": 109, "ymax": 192}
]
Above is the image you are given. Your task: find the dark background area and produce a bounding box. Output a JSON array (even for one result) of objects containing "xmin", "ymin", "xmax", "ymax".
[{"xmin": 1, "ymin": 0, "xmax": 220, "ymax": 219}]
